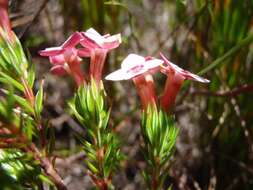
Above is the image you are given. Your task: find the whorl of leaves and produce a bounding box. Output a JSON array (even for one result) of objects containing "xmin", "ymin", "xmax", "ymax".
[
  {"xmin": 141, "ymin": 107, "xmax": 179, "ymax": 189},
  {"xmin": 69, "ymin": 80, "xmax": 123, "ymax": 183}
]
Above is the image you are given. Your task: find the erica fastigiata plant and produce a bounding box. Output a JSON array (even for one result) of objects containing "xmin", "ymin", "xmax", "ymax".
[
  {"xmin": 106, "ymin": 53, "xmax": 209, "ymax": 189},
  {"xmin": 40, "ymin": 28, "xmax": 123, "ymax": 190}
]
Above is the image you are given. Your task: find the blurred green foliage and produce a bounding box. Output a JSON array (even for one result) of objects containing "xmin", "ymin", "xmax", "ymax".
[{"xmin": 69, "ymin": 80, "xmax": 123, "ymax": 188}]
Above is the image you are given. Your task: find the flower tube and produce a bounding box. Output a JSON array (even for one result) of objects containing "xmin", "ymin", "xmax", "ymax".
[
  {"xmin": 39, "ymin": 32, "xmax": 86, "ymax": 86},
  {"xmin": 0, "ymin": 0, "xmax": 12, "ymax": 38},
  {"xmin": 159, "ymin": 53, "xmax": 210, "ymax": 112},
  {"xmin": 106, "ymin": 54, "xmax": 163, "ymax": 109},
  {"xmin": 81, "ymin": 28, "xmax": 121, "ymax": 85}
]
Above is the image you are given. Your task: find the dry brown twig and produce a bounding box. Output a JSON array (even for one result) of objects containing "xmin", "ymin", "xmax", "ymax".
[{"xmin": 190, "ymin": 84, "xmax": 253, "ymax": 97}]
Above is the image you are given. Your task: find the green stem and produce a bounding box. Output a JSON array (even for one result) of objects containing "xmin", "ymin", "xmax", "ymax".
[
  {"xmin": 93, "ymin": 124, "xmax": 109, "ymax": 190},
  {"xmin": 151, "ymin": 167, "xmax": 159, "ymax": 190},
  {"xmin": 150, "ymin": 157, "xmax": 162, "ymax": 190}
]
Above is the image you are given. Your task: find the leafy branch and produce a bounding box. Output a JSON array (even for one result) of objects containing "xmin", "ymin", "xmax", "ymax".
[
  {"xmin": 69, "ymin": 80, "xmax": 123, "ymax": 190},
  {"xmin": 0, "ymin": 26, "xmax": 67, "ymax": 189},
  {"xmin": 141, "ymin": 107, "xmax": 179, "ymax": 190}
]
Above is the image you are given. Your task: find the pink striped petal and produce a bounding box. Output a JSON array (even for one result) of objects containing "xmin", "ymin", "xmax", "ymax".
[
  {"xmin": 62, "ymin": 48, "xmax": 79, "ymax": 63},
  {"xmin": 160, "ymin": 53, "xmax": 210, "ymax": 83},
  {"xmin": 83, "ymin": 28, "xmax": 104, "ymax": 46},
  {"xmin": 77, "ymin": 48, "xmax": 91, "ymax": 57},
  {"xmin": 102, "ymin": 34, "xmax": 121, "ymax": 49},
  {"xmin": 106, "ymin": 54, "xmax": 162, "ymax": 81},
  {"xmin": 104, "ymin": 34, "xmax": 121, "ymax": 43},
  {"xmin": 105, "ymin": 54, "xmax": 146, "ymax": 81},
  {"xmin": 49, "ymin": 54, "xmax": 65, "ymax": 65},
  {"xmin": 102, "ymin": 40, "xmax": 121, "ymax": 50},
  {"xmin": 81, "ymin": 28, "xmax": 122, "ymax": 50},
  {"xmin": 40, "ymin": 32, "xmax": 83, "ymax": 57},
  {"xmin": 145, "ymin": 56, "xmax": 153, "ymax": 61},
  {"xmin": 50, "ymin": 65, "xmax": 67, "ymax": 76},
  {"xmin": 62, "ymin": 32, "xmax": 83, "ymax": 48},
  {"xmin": 179, "ymin": 70, "xmax": 210, "ymax": 83},
  {"xmin": 39, "ymin": 47, "xmax": 63, "ymax": 56},
  {"xmin": 80, "ymin": 36, "xmax": 100, "ymax": 49},
  {"xmin": 121, "ymin": 54, "xmax": 145, "ymax": 70}
]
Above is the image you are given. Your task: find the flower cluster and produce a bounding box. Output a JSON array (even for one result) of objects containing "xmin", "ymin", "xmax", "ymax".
[
  {"xmin": 40, "ymin": 29, "xmax": 209, "ymax": 112},
  {"xmin": 39, "ymin": 28, "xmax": 121, "ymax": 86},
  {"xmin": 106, "ymin": 53, "xmax": 210, "ymax": 111}
]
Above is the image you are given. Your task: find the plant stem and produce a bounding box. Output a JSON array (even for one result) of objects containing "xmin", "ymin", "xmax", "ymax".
[
  {"xmin": 95, "ymin": 127, "xmax": 109, "ymax": 190},
  {"xmin": 151, "ymin": 158, "xmax": 160, "ymax": 190},
  {"xmin": 21, "ymin": 77, "xmax": 47, "ymax": 149},
  {"xmin": 27, "ymin": 144, "xmax": 68, "ymax": 190},
  {"xmin": 151, "ymin": 172, "xmax": 158, "ymax": 190},
  {"xmin": 21, "ymin": 77, "xmax": 34, "ymax": 106}
]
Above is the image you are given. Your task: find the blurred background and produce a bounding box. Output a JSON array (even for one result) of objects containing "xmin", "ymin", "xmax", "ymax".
[{"xmin": 8, "ymin": 0, "xmax": 253, "ymax": 189}]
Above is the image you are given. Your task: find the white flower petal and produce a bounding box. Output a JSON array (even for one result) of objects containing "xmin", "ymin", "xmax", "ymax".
[
  {"xmin": 86, "ymin": 28, "xmax": 102, "ymax": 37},
  {"xmin": 144, "ymin": 59, "xmax": 163, "ymax": 70},
  {"xmin": 185, "ymin": 73, "xmax": 210, "ymax": 83},
  {"xmin": 160, "ymin": 53, "xmax": 210, "ymax": 83},
  {"xmin": 103, "ymin": 33, "xmax": 122, "ymax": 44},
  {"xmin": 121, "ymin": 54, "xmax": 145, "ymax": 70},
  {"xmin": 165, "ymin": 60, "xmax": 184, "ymax": 72},
  {"xmin": 44, "ymin": 47, "xmax": 62, "ymax": 51},
  {"xmin": 167, "ymin": 61, "xmax": 210, "ymax": 83},
  {"xmin": 105, "ymin": 69, "xmax": 129, "ymax": 81},
  {"xmin": 84, "ymin": 28, "xmax": 104, "ymax": 46}
]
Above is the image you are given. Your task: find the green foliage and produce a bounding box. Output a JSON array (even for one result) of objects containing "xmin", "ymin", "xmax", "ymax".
[
  {"xmin": 0, "ymin": 31, "xmax": 38, "ymax": 143},
  {"xmin": 0, "ymin": 89, "xmax": 35, "ymax": 142},
  {"xmin": 0, "ymin": 164, "xmax": 24, "ymax": 190},
  {"xmin": 0, "ymin": 25, "xmax": 59, "ymax": 190},
  {"xmin": 172, "ymin": 0, "xmax": 253, "ymax": 189},
  {"xmin": 70, "ymin": 80, "xmax": 110, "ymax": 137},
  {"xmin": 0, "ymin": 29, "xmax": 28, "ymax": 81},
  {"xmin": 34, "ymin": 81, "xmax": 44, "ymax": 120},
  {"xmin": 0, "ymin": 29, "xmax": 36, "ymax": 110},
  {"xmin": 70, "ymin": 80, "xmax": 122, "ymax": 187},
  {"xmin": 0, "ymin": 90, "xmax": 58, "ymax": 188},
  {"xmin": 141, "ymin": 107, "xmax": 179, "ymax": 190},
  {"xmin": 80, "ymin": 0, "xmax": 105, "ymax": 31},
  {"xmin": 27, "ymin": 62, "xmax": 35, "ymax": 89},
  {"xmin": 0, "ymin": 150, "xmax": 44, "ymax": 189},
  {"xmin": 1, "ymin": 89, "xmax": 34, "ymax": 114},
  {"xmin": 0, "ymin": 71, "xmax": 25, "ymax": 92}
]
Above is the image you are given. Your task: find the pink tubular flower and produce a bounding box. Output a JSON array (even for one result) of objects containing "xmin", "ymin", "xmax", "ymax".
[
  {"xmin": 0, "ymin": 0, "xmax": 14, "ymax": 39},
  {"xmin": 80, "ymin": 28, "xmax": 121, "ymax": 85},
  {"xmin": 39, "ymin": 28, "xmax": 121, "ymax": 87},
  {"xmin": 39, "ymin": 32, "xmax": 86, "ymax": 86},
  {"xmin": 159, "ymin": 53, "xmax": 210, "ymax": 112},
  {"xmin": 0, "ymin": 0, "xmax": 9, "ymax": 28},
  {"xmin": 106, "ymin": 54, "xmax": 163, "ymax": 109}
]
